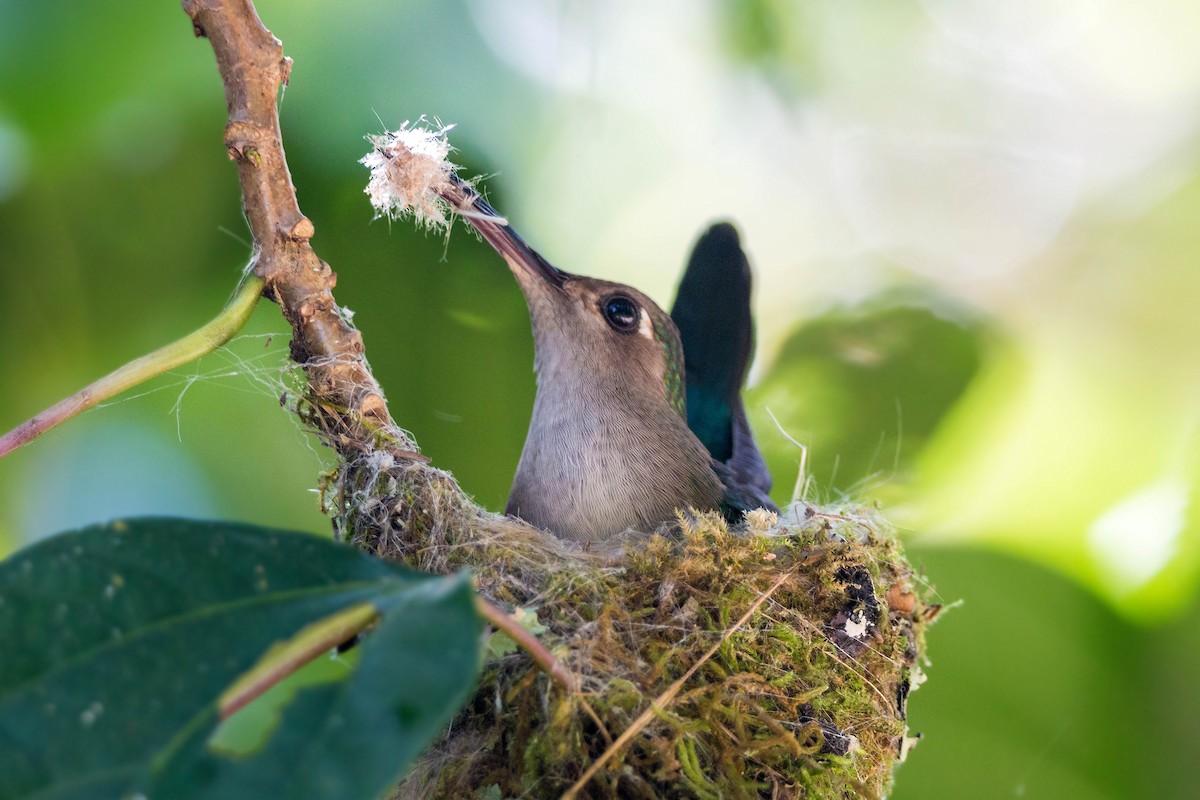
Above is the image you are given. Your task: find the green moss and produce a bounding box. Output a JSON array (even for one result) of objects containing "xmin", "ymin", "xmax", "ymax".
[{"xmin": 330, "ymin": 451, "xmax": 932, "ymax": 799}]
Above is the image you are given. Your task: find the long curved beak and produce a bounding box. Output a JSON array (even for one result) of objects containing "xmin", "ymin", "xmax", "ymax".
[{"xmin": 450, "ymin": 178, "xmax": 570, "ymax": 290}]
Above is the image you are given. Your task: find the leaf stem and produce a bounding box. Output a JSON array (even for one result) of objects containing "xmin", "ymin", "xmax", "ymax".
[
  {"xmin": 219, "ymin": 601, "xmax": 379, "ymax": 720},
  {"xmin": 476, "ymin": 597, "xmax": 576, "ymax": 692},
  {"xmin": 0, "ymin": 276, "xmax": 263, "ymax": 458}
]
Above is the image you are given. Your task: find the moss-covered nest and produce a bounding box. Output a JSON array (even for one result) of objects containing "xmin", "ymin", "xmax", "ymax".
[{"xmin": 326, "ymin": 451, "xmax": 934, "ymax": 800}]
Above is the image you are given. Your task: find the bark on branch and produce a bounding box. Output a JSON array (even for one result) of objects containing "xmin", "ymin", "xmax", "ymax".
[{"xmin": 182, "ymin": 0, "xmax": 418, "ymax": 462}]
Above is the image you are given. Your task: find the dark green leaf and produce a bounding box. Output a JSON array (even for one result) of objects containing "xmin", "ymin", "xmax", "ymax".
[
  {"xmin": 140, "ymin": 572, "xmax": 481, "ymax": 800},
  {"xmin": 0, "ymin": 517, "xmax": 477, "ymax": 800}
]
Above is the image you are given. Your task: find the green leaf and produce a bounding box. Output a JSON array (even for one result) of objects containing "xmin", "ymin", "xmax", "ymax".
[
  {"xmin": 208, "ymin": 647, "xmax": 357, "ymax": 757},
  {"xmin": 749, "ymin": 296, "xmax": 985, "ymax": 500},
  {"xmin": 484, "ymin": 606, "xmax": 547, "ymax": 660},
  {"xmin": 0, "ymin": 517, "xmax": 480, "ymax": 800},
  {"xmin": 139, "ymin": 571, "xmax": 481, "ymax": 799}
]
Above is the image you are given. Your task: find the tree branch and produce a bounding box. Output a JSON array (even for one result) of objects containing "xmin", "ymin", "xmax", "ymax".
[{"xmin": 181, "ymin": 0, "xmax": 413, "ymax": 461}]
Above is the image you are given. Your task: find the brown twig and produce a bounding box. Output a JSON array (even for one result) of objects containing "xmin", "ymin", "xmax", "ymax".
[{"xmin": 181, "ymin": 0, "xmax": 417, "ymax": 461}]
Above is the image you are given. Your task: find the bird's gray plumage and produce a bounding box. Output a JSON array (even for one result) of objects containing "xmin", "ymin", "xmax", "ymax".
[
  {"xmin": 460, "ymin": 198, "xmax": 773, "ymax": 542},
  {"xmin": 503, "ymin": 272, "xmax": 724, "ymax": 542}
]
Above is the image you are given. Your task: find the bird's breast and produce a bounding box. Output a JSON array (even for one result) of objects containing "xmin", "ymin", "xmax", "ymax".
[{"xmin": 506, "ymin": 396, "xmax": 724, "ymax": 542}]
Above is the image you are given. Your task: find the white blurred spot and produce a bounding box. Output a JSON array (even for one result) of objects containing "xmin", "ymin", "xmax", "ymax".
[
  {"xmin": 1088, "ymin": 479, "xmax": 1189, "ymax": 595},
  {"xmin": 920, "ymin": 0, "xmax": 1103, "ymax": 60},
  {"xmin": 834, "ymin": 128, "xmax": 1081, "ymax": 280},
  {"xmin": 79, "ymin": 701, "xmax": 104, "ymax": 728},
  {"xmin": 468, "ymin": 0, "xmax": 600, "ymax": 91}
]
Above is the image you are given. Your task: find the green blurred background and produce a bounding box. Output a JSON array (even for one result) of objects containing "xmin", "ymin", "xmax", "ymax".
[{"xmin": 2, "ymin": 1, "xmax": 1198, "ymax": 797}]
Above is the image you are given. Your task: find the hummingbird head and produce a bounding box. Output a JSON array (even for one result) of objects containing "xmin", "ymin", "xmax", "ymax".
[
  {"xmin": 462, "ymin": 198, "xmax": 729, "ymax": 540},
  {"xmin": 472, "ymin": 210, "xmax": 686, "ymax": 417}
]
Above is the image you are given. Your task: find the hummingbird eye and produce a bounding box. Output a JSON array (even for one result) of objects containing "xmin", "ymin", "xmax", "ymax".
[{"xmin": 602, "ymin": 295, "xmax": 640, "ymax": 332}]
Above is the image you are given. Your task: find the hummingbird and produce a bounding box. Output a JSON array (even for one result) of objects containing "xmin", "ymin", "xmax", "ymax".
[{"xmin": 461, "ymin": 198, "xmax": 776, "ymax": 542}]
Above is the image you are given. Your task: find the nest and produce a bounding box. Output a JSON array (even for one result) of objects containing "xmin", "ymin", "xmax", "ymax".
[{"xmin": 324, "ymin": 450, "xmax": 932, "ymax": 800}]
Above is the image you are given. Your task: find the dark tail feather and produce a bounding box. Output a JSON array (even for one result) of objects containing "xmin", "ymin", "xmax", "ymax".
[{"xmin": 671, "ymin": 222, "xmax": 776, "ymax": 516}]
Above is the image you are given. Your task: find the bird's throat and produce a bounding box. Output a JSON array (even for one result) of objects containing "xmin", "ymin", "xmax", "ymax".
[{"xmin": 506, "ymin": 385, "xmax": 724, "ymax": 542}]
